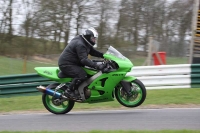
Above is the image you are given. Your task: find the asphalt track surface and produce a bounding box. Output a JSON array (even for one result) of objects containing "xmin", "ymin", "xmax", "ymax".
[{"xmin": 0, "ymin": 108, "xmax": 199, "ymax": 131}]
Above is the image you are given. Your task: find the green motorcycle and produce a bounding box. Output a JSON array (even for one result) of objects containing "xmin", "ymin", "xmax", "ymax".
[{"xmin": 35, "ymin": 46, "xmax": 146, "ymax": 114}]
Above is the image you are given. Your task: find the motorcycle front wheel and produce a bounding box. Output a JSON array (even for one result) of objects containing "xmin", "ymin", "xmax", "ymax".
[
  {"xmin": 42, "ymin": 83, "xmax": 75, "ymax": 114},
  {"xmin": 115, "ymin": 79, "xmax": 146, "ymax": 108}
]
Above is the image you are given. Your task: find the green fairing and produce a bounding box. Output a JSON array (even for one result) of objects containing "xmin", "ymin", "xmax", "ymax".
[
  {"xmin": 103, "ymin": 54, "xmax": 133, "ymax": 72},
  {"xmin": 82, "ymin": 67, "xmax": 97, "ymax": 75},
  {"xmin": 85, "ymin": 72, "xmax": 127, "ymax": 103},
  {"xmin": 122, "ymin": 76, "xmax": 137, "ymax": 82},
  {"xmin": 34, "ymin": 67, "xmax": 72, "ymax": 83},
  {"xmin": 34, "ymin": 67, "xmax": 97, "ymax": 82}
]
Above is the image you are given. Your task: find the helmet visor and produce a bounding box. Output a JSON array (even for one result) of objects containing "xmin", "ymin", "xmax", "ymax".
[{"xmin": 91, "ymin": 36, "xmax": 97, "ymax": 44}]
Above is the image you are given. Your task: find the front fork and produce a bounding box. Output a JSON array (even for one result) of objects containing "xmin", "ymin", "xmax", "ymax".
[
  {"xmin": 120, "ymin": 76, "xmax": 137, "ymax": 96},
  {"xmin": 120, "ymin": 80, "xmax": 132, "ymax": 96}
]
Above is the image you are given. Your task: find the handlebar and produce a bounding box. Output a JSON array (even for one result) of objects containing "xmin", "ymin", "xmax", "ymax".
[{"xmin": 91, "ymin": 59, "xmax": 118, "ymax": 73}]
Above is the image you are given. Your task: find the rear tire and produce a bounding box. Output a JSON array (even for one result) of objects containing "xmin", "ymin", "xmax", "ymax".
[
  {"xmin": 115, "ymin": 79, "xmax": 146, "ymax": 107},
  {"xmin": 42, "ymin": 83, "xmax": 75, "ymax": 114}
]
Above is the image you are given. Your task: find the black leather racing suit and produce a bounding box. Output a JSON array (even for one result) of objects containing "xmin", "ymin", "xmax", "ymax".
[{"xmin": 58, "ymin": 35, "xmax": 103, "ymax": 91}]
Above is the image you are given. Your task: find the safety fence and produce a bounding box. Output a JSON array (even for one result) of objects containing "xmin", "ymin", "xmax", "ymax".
[
  {"xmin": 126, "ymin": 64, "xmax": 200, "ymax": 89},
  {"xmin": 0, "ymin": 64, "xmax": 200, "ymax": 97},
  {"xmin": 0, "ymin": 74, "xmax": 54, "ymax": 97}
]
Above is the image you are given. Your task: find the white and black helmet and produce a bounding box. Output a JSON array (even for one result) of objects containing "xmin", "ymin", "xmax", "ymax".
[{"xmin": 82, "ymin": 27, "xmax": 98, "ymax": 46}]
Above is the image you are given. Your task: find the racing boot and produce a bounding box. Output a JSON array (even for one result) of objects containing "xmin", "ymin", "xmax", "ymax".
[
  {"xmin": 64, "ymin": 79, "xmax": 83, "ymax": 99},
  {"xmin": 64, "ymin": 85, "xmax": 75, "ymax": 98},
  {"xmin": 64, "ymin": 89, "xmax": 75, "ymax": 98}
]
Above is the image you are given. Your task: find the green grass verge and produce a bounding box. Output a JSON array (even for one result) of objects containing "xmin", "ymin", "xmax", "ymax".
[
  {"xmin": 0, "ymin": 130, "xmax": 200, "ymax": 133},
  {"xmin": 0, "ymin": 56, "xmax": 188, "ymax": 76},
  {"xmin": 0, "ymin": 56, "xmax": 56, "ymax": 76},
  {"xmin": 0, "ymin": 88, "xmax": 200, "ymax": 113}
]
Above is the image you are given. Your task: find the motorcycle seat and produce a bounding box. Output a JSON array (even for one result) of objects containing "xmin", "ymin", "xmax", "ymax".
[{"xmin": 58, "ymin": 71, "xmax": 68, "ymax": 78}]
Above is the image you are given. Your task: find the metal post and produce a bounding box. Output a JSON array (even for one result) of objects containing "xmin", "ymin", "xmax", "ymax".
[
  {"xmin": 147, "ymin": 37, "xmax": 153, "ymax": 66},
  {"xmin": 189, "ymin": 0, "xmax": 199, "ymax": 63}
]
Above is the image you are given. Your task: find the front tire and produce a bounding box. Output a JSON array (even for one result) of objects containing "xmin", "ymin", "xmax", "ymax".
[
  {"xmin": 115, "ymin": 79, "xmax": 146, "ymax": 107},
  {"xmin": 42, "ymin": 83, "xmax": 75, "ymax": 114}
]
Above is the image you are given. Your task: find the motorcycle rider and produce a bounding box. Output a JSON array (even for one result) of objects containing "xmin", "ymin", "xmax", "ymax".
[{"xmin": 58, "ymin": 27, "xmax": 105, "ymax": 98}]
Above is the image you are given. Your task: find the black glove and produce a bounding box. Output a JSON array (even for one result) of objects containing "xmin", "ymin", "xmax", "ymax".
[
  {"xmin": 96, "ymin": 63, "xmax": 106, "ymax": 71},
  {"xmin": 100, "ymin": 53, "xmax": 104, "ymax": 58}
]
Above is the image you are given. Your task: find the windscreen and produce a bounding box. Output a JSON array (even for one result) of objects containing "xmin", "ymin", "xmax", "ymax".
[{"xmin": 105, "ymin": 46, "xmax": 127, "ymax": 60}]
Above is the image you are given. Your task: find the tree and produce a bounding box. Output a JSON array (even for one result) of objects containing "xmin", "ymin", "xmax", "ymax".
[
  {"xmin": 0, "ymin": 0, "xmax": 14, "ymax": 55},
  {"xmin": 8, "ymin": 0, "xmax": 13, "ymax": 46},
  {"xmin": 115, "ymin": 0, "xmax": 193, "ymax": 56},
  {"xmin": 33, "ymin": 0, "xmax": 76, "ymax": 53}
]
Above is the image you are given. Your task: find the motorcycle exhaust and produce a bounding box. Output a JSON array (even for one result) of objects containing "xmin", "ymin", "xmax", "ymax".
[{"xmin": 36, "ymin": 85, "xmax": 62, "ymax": 98}]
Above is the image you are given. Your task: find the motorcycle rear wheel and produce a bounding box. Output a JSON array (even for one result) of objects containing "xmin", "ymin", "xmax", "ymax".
[
  {"xmin": 115, "ymin": 79, "xmax": 146, "ymax": 108},
  {"xmin": 42, "ymin": 83, "xmax": 75, "ymax": 114}
]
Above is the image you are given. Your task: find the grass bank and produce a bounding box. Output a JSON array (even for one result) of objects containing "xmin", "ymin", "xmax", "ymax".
[{"xmin": 0, "ymin": 56, "xmax": 188, "ymax": 76}]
